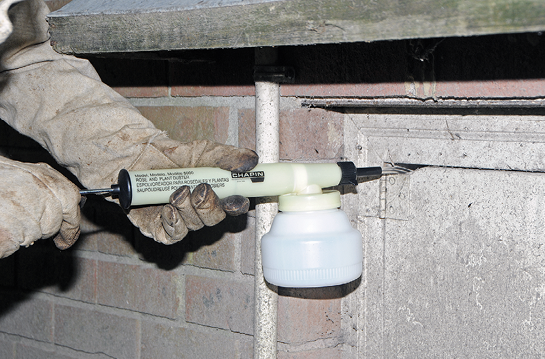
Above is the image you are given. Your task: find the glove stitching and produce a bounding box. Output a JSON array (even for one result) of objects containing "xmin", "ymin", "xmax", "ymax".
[{"xmin": 126, "ymin": 130, "xmax": 166, "ymax": 170}]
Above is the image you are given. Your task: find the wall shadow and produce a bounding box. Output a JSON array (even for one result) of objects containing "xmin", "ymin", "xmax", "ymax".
[
  {"xmin": 87, "ymin": 32, "xmax": 545, "ymax": 90},
  {"xmin": 135, "ymin": 214, "xmax": 249, "ymax": 270},
  {"xmin": 0, "ymin": 123, "xmax": 251, "ymax": 318},
  {"xmin": 277, "ymin": 276, "xmax": 362, "ymax": 300}
]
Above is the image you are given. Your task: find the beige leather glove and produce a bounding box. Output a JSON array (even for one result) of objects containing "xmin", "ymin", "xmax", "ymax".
[
  {"xmin": 126, "ymin": 138, "xmax": 258, "ymax": 244},
  {"xmin": 0, "ymin": 0, "xmax": 257, "ymax": 246},
  {"xmin": 0, "ymin": 157, "xmax": 81, "ymax": 259}
]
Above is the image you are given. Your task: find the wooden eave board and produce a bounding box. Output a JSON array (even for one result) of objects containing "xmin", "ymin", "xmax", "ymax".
[{"xmin": 48, "ymin": 0, "xmax": 545, "ymax": 54}]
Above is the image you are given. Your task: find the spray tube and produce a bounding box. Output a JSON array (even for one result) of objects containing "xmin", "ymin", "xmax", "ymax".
[{"xmin": 80, "ymin": 162, "xmax": 382, "ymax": 209}]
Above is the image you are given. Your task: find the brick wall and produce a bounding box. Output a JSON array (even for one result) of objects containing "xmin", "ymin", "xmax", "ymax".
[
  {"xmin": 1, "ymin": 33, "xmax": 544, "ymax": 358},
  {"xmin": 0, "ymin": 43, "xmax": 349, "ymax": 358}
]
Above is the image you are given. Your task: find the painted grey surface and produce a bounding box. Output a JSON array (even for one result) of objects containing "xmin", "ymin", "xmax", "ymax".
[
  {"xmin": 340, "ymin": 111, "xmax": 545, "ymax": 357},
  {"xmin": 370, "ymin": 167, "xmax": 545, "ymax": 357},
  {"xmin": 52, "ymin": 0, "xmax": 279, "ymax": 15},
  {"xmin": 352, "ymin": 112, "xmax": 545, "ymax": 172}
]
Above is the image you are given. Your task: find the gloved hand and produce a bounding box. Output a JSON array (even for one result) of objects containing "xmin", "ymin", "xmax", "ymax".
[
  {"xmin": 124, "ymin": 138, "xmax": 258, "ymax": 244},
  {"xmin": 0, "ymin": 0, "xmax": 257, "ymax": 246},
  {"xmin": 0, "ymin": 157, "xmax": 81, "ymax": 259}
]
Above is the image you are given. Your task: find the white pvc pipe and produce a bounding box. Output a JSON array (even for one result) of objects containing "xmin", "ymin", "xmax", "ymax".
[{"xmin": 253, "ymin": 48, "xmax": 280, "ymax": 359}]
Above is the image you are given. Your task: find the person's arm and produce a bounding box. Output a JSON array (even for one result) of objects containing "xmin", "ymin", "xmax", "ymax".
[{"xmin": 0, "ymin": 0, "xmax": 257, "ymax": 248}]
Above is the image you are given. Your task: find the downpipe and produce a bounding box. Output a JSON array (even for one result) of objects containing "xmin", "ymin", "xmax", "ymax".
[{"xmin": 253, "ymin": 47, "xmax": 280, "ymax": 359}]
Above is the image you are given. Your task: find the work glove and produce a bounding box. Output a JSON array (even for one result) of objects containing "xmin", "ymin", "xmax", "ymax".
[
  {"xmin": 124, "ymin": 138, "xmax": 258, "ymax": 244},
  {"xmin": 0, "ymin": 157, "xmax": 81, "ymax": 259},
  {"xmin": 0, "ymin": 0, "xmax": 257, "ymax": 246}
]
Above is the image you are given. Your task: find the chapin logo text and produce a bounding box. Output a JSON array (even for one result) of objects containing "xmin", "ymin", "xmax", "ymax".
[{"xmin": 231, "ymin": 171, "xmax": 265, "ymax": 183}]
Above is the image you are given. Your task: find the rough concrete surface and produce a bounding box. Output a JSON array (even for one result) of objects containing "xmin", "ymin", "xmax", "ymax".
[{"xmin": 361, "ymin": 167, "xmax": 545, "ymax": 358}]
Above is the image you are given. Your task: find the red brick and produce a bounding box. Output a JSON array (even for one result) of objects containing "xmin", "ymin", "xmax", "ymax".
[
  {"xmin": 93, "ymin": 209, "xmax": 136, "ymax": 257},
  {"xmin": 146, "ymin": 216, "xmax": 243, "ymax": 272},
  {"xmin": 54, "ymin": 305, "xmax": 139, "ymax": 359},
  {"xmin": 141, "ymin": 321, "xmax": 253, "ymax": 359},
  {"xmin": 97, "ymin": 261, "xmax": 181, "ymax": 318},
  {"xmin": 279, "ymin": 109, "xmax": 344, "ymax": 161},
  {"xmin": 55, "ymin": 257, "xmax": 97, "ymax": 303},
  {"xmin": 171, "ymin": 85, "xmax": 255, "ymax": 97},
  {"xmin": 240, "ymin": 214, "xmax": 256, "ymax": 275},
  {"xmin": 186, "ymin": 232, "xmax": 237, "ymax": 272},
  {"xmin": 277, "ymin": 288, "xmax": 343, "ymax": 344},
  {"xmin": 434, "ymin": 79, "xmax": 545, "ymax": 99},
  {"xmin": 238, "ymin": 109, "xmax": 256, "ymax": 151},
  {"xmin": 190, "ymin": 215, "xmax": 250, "ymax": 271},
  {"xmin": 186, "ymin": 275, "xmax": 254, "ymax": 335},
  {"xmin": 282, "ymin": 79, "xmax": 545, "ymax": 99},
  {"xmin": 17, "ymin": 251, "xmax": 97, "ymax": 304},
  {"xmin": 0, "ymin": 294, "xmax": 53, "ymax": 342},
  {"xmin": 239, "ymin": 108, "xmax": 345, "ymax": 160},
  {"xmin": 112, "ymin": 86, "xmax": 169, "ymax": 98},
  {"xmin": 96, "ymin": 232, "xmax": 137, "ymax": 257},
  {"xmin": 76, "ymin": 214, "xmax": 99, "ymax": 252},
  {"xmin": 53, "ymin": 257, "xmax": 97, "ymax": 303},
  {"xmin": 132, "ymin": 231, "xmax": 193, "ymax": 269},
  {"xmin": 137, "ymin": 106, "xmax": 230, "ymax": 144},
  {"xmin": 281, "ymin": 83, "xmax": 407, "ymax": 98},
  {"xmin": 80, "ymin": 198, "xmax": 136, "ymax": 256},
  {"xmin": 277, "ymin": 347, "xmax": 343, "ymax": 359}
]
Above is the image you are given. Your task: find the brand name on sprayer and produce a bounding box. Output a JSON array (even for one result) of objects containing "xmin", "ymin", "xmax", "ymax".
[{"xmin": 231, "ymin": 171, "xmax": 265, "ymax": 183}]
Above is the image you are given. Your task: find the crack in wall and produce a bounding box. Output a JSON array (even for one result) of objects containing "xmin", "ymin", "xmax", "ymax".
[
  {"xmin": 397, "ymin": 163, "xmax": 545, "ymax": 175},
  {"xmin": 54, "ymin": 343, "xmax": 117, "ymax": 359}
]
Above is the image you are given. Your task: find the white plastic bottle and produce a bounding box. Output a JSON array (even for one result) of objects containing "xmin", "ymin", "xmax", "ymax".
[{"xmin": 261, "ymin": 190, "xmax": 363, "ymax": 288}]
